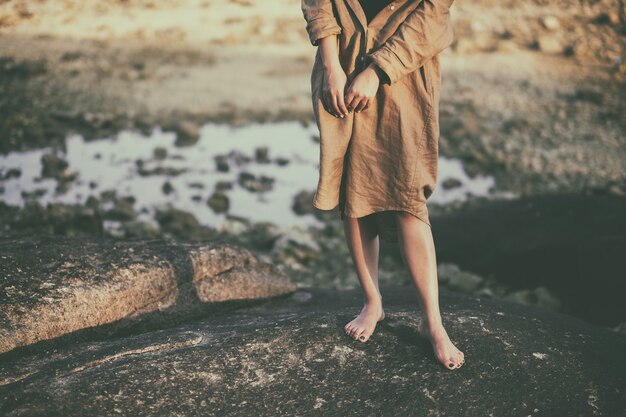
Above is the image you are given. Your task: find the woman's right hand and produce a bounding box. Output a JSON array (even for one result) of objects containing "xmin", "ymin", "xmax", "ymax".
[
  {"xmin": 318, "ymin": 35, "xmax": 348, "ymax": 118},
  {"xmin": 322, "ymin": 64, "xmax": 349, "ymax": 118}
]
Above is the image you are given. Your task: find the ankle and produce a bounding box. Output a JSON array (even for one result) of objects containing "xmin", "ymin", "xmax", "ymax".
[
  {"xmin": 363, "ymin": 297, "xmax": 383, "ymax": 308},
  {"xmin": 421, "ymin": 314, "xmax": 443, "ymax": 330},
  {"xmin": 362, "ymin": 290, "xmax": 383, "ymax": 305}
]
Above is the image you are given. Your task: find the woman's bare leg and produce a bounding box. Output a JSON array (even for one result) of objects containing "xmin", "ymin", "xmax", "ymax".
[
  {"xmin": 396, "ymin": 212, "xmax": 465, "ymax": 370},
  {"xmin": 343, "ymin": 215, "xmax": 385, "ymax": 343}
]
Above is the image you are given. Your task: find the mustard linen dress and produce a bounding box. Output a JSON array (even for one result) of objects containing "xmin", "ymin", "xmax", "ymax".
[{"xmin": 301, "ymin": 0, "xmax": 455, "ymax": 242}]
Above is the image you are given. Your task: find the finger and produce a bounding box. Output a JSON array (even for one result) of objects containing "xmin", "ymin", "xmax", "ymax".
[
  {"xmin": 324, "ymin": 92, "xmax": 338, "ymax": 117},
  {"xmin": 321, "ymin": 93, "xmax": 331, "ymax": 116},
  {"xmin": 331, "ymin": 94, "xmax": 343, "ymax": 118},
  {"xmin": 344, "ymin": 88, "xmax": 355, "ymax": 111},
  {"xmin": 354, "ymin": 97, "xmax": 367, "ymax": 113},
  {"xmin": 337, "ymin": 91, "xmax": 349, "ymax": 116},
  {"xmin": 362, "ymin": 98, "xmax": 371, "ymax": 112},
  {"xmin": 343, "ymin": 85, "xmax": 353, "ymax": 111},
  {"xmin": 346, "ymin": 94, "xmax": 359, "ymax": 112}
]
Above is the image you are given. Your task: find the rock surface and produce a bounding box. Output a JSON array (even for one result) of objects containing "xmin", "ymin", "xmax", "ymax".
[
  {"xmin": 0, "ymin": 234, "xmax": 296, "ymax": 354},
  {"xmin": 0, "ymin": 286, "xmax": 624, "ymax": 416}
]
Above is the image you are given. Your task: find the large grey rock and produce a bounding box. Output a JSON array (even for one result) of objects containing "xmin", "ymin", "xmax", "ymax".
[
  {"xmin": 0, "ymin": 234, "xmax": 296, "ymax": 354},
  {"xmin": 0, "ymin": 287, "xmax": 623, "ymax": 416}
]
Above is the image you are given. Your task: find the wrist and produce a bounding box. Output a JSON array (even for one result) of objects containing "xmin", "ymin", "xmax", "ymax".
[
  {"xmin": 322, "ymin": 58, "xmax": 342, "ymax": 73},
  {"xmin": 367, "ymin": 64, "xmax": 384, "ymax": 82}
]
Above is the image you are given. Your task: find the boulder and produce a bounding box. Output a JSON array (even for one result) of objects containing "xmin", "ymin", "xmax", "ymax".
[
  {"xmin": 0, "ymin": 286, "xmax": 623, "ymax": 416},
  {"xmin": 0, "ymin": 234, "xmax": 296, "ymax": 354}
]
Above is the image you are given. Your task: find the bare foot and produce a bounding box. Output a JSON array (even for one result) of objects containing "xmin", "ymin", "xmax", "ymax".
[
  {"xmin": 344, "ymin": 297, "xmax": 385, "ymax": 343},
  {"xmin": 417, "ymin": 319, "xmax": 465, "ymax": 370}
]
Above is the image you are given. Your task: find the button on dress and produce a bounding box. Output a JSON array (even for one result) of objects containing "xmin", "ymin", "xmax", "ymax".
[{"xmin": 301, "ymin": 0, "xmax": 455, "ymax": 242}]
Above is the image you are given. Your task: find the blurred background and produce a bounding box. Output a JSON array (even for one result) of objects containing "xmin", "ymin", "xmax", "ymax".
[{"xmin": 0, "ymin": 0, "xmax": 624, "ymax": 332}]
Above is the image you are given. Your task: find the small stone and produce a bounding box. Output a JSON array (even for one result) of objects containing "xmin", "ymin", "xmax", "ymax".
[
  {"xmin": 496, "ymin": 39, "xmax": 519, "ymax": 53},
  {"xmin": 174, "ymin": 121, "xmax": 200, "ymax": 147},
  {"xmin": 533, "ymin": 286, "xmax": 562, "ymax": 311},
  {"xmin": 255, "ymin": 146, "xmax": 271, "ymax": 163},
  {"xmin": 437, "ymin": 263, "xmax": 484, "ymax": 293},
  {"xmin": 217, "ymin": 217, "xmax": 248, "ymax": 235},
  {"xmin": 238, "ymin": 172, "xmax": 274, "ymax": 193},
  {"xmin": 292, "ymin": 190, "xmax": 315, "ymax": 215},
  {"xmin": 162, "ymin": 181, "xmax": 174, "ymax": 195},
  {"xmin": 104, "ymin": 197, "xmax": 136, "ymax": 221},
  {"xmin": 536, "ymin": 35, "xmax": 563, "ymax": 54},
  {"xmin": 442, "ymin": 178, "xmax": 463, "ymax": 190},
  {"xmin": 41, "ymin": 153, "xmax": 69, "ymax": 179},
  {"xmin": 541, "ymin": 16, "xmax": 560, "ymax": 31},
  {"xmin": 207, "ymin": 191, "xmax": 230, "ymax": 213},
  {"xmin": 1, "ymin": 168, "xmax": 21, "ymax": 179},
  {"xmin": 215, "ymin": 181, "xmax": 233, "ymax": 191},
  {"xmin": 215, "ymin": 155, "xmax": 230, "ymax": 172},
  {"xmin": 153, "ymin": 147, "xmax": 167, "ymax": 160},
  {"xmin": 275, "ymin": 157, "xmax": 290, "ymax": 166},
  {"xmin": 188, "ymin": 182, "xmax": 205, "ymax": 189}
]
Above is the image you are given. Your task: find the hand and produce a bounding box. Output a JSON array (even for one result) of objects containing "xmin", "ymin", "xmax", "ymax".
[
  {"xmin": 344, "ymin": 64, "xmax": 381, "ymax": 113},
  {"xmin": 322, "ymin": 64, "xmax": 349, "ymax": 118}
]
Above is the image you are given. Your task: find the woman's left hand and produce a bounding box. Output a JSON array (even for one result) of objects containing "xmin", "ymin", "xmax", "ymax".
[{"xmin": 344, "ymin": 64, "xmax": 382, "ymax": 113}]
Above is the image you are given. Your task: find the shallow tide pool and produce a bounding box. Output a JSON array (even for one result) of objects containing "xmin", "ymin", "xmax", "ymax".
[{"xmin": 0, "ymin": 121, "xmax": 496, "ymax": 230}]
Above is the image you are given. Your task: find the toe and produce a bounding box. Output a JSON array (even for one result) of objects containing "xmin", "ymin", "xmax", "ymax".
[
  {"xmin": 348, "ymin": 326, "xmax": 357, "ymax": 338},
  {"xmin": 449, "ymin": 356, "xmax": 460, "ymax": 368},
  {"xmin": 350, "ymin": 326, "xmax": 360, "ymax": 339}
]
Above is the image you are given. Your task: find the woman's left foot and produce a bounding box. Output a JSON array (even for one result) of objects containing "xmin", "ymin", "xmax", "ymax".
[{"xmin": 417, "ymin": 319, "xmax": 465, "ymax": 370}]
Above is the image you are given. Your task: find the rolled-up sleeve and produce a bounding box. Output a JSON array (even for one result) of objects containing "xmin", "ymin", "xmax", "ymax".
[
  {"xmin": 369, "ymin": 0, "xmax": 455, "ymax": 84},
  {"xmin": 301, "ymin": 0, "xmax": 342, "ymax": 46}
]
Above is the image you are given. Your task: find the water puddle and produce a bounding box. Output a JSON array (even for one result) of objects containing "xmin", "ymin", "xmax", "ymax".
[{"xmin": 0, "ymin": 121, "xmax": 497, "ymax": 230}]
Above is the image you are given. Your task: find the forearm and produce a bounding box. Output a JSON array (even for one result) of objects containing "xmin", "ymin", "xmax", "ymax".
[
  {"xmin": 318, "ymin": 35, "xmax": 342, "ymax": 72},
  {"xmin": 369, "ymin": 0, "xmax": 455, "ymax": 84}
]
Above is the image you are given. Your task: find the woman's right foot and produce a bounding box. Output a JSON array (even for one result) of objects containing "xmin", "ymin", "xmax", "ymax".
[
  {"xmin": 417, "ymin": 319, "xmax": 465, "ymax": 370},
  {"xmin": 345, "ymin": 296, "xmax": 385, "ymax": 343}
]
